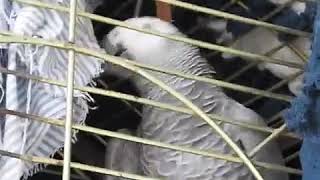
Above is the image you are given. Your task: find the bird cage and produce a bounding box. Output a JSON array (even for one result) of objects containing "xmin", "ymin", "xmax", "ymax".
[{"xmin": 0, "ymin": 0, "xmax": 316, "ymax": 180}]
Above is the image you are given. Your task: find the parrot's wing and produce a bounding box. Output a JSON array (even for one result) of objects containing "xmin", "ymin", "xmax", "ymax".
[
  {"xmin": 138, "ymin": 81, "xmax": 258, "ymax": 180},
  {"xmin": 105, "ymin": 129, "xmax": 142, "ymax": 180},
  {"xmin": 219, "ymin": 98, "xmax": 289, "ymax": 180}
]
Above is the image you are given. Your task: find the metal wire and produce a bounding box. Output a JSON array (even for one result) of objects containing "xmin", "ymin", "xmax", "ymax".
[
  {"xmin": 156, "ymin": 0, "xmax": 310, "ymax": 37},
  {"xmin": 225, "ymin": 44, "xmax": 286, "ymax": 82},
  {"xmin": 62, "ymin": 0, "xmax": 78, "ymax": 179},
  {"xmin": 205, "ymin": 0, "xmax": 294, "ymax": 59},
  {"xmin": 218, "ymin": 1, "xmax": 308, "ymax": 132},
  {"xmin": 220, "ymin": 0, "xmax": 249, "ymax": 11},
  {"xmin": 97, "ymin": 79, "xmax": 143, "ymax": 117},
  {"xmin": 0, "ymin": 149, "xmax": 162, "ymax": 180},
  {"xmin": 42, "ymin": 169, "xmax": 89, "ymax": 180},
  {"xmin": 58, "ymin": 151, "xmax": 93, "ymax": 180},
  {"xmin": 0, "ymin": 0, "xmax": 311, "ymax": 179},
  {"xmin": 134, "ymin": 0, "xmax": 143, "ymax": 17},
  {"xmin": 0, "ymin": 29, "xmax": 300, "ymax": 141},
  {"xmin": 285, "ymin": 151, "xmax": 300, "ymax": 163},
  {"xmin": 224, "ymin": 20, "xmax": 307, "ymax": 85},
  {"xmin": 243, "ymin": 71, "xmax": 303, "ymax": 106},
  {"xmin": 0, "ymin": 35, "xmax": 264, "ymax": 179},
  {"xmin": 0, "ymin": 31, "xmax": 294, "ymax": 102},
  {"xmin": 209, "ymin": 0, "xmax": 306, "ymax": 85},
  {"xmin": 0, "ymin": 109, "xmax": 302, "ymax": 175},
  {"xmin": 14, "ymin": 0, "xmax": 305, "ymax": 69},
  {"xmin": 0, "ymin": 45, "xmax": 299, "ymax": 139},
  {"xmin": 248, "ymin": 124, "xmax": 287, "ymax": 158}
]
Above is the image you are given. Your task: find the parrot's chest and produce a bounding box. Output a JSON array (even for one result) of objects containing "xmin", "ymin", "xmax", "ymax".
[
  {"xmin": 137, "ymin": 92, "xmax": 254, "ymax": 180},
  {"xmin": 138, "ymin": 81, "xmax": 233, "ymax": 152}
]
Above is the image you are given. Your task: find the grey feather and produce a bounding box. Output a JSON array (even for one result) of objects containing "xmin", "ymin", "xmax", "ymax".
[
  {"xmin": 105, "ymin": 129, "xmax": 141, "ymax": 180},
  {"xmin": 104, "ymin": 17, "xmax": 288, "ymax": 180}
]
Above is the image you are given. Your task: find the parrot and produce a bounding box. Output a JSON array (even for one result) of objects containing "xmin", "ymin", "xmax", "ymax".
[
  {"xmin": 104, "ymin": 129, "xmax": 141, "ymax": 180},
  {"xmin": 102, "ymin": 17, "xmax": 288, "ymax": 180}
]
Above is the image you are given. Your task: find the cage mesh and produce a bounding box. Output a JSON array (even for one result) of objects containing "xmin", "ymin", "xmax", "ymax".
[{"xmin": 0, "ymin": 0, "xmax": 314, "ymax": 179}]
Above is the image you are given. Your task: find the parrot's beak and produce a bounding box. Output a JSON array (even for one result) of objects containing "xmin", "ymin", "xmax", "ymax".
[
  {"xmin": 100, "ymin": 35, "xmax": 133, "ymax": 80},
  {"xmin": 101, "ymin": 35, "xmax": 117, "ymax": 55},
  {"xmin": 102, "ymin": 35, "xmax": 127, "ymax": 57},
  {"xmin": 114, "ymin": 48, "xmax": 126, "ymax": 57}
]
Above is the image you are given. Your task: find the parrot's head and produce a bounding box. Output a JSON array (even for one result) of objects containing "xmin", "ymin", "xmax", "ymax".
[
  {"xmin": 102, "ymin": 17, "xmax": 215, "ymax": 93},
  {"xmin": 102, "ymin": 16, "xmax": 186, "ymax": 65}
]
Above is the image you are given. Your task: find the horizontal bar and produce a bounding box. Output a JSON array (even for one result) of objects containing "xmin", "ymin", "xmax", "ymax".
[
  {"xmin": 0, "ymin": 32, "xmax": 293, "ymax": 102},
  {"xmin": 0, "ymin": 109, "xmax": 302, "ymax": 175},
  {"xmin": 0, "ymin": 65, "xmax": 299, "ymax": 139},
  {"xmin": 1, "ymin": 0, "xmax": 304, "ymax": 177},
  {"xmin": 156, "ymin": 0, "xmax": 310, "ymax": 37},
  {"xmin": 244, "ymin": 71, "xmax": 303, "ymax": 106},
  {"xmin": 0, "ymin": 149, "xmax": 161, "ymax": 180},
  {"xmin": 42, "ymin": 169, "xmax": 89, "ymax": 180},
  {"xmin": 1, "ymin": 36, "xmax": 263, "ymax": 178},
  {"xmin": 285, "ymin": 151, "xmax": 300, "ymax": 163},
  {"xmin": 13, "ymin": 0, "xmax": 304, "ymax": 69},
  {"xmin": 204, "ymin": 0, "xmax": 295, "ymax": 59}
]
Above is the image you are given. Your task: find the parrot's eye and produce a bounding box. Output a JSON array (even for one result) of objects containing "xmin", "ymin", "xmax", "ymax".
[
  {"xmin": 114, "ymin": 43, "xmax": 127, "ymax": 56},
  {"xmin": 114, "ymin": 48, "xmax": 126, "ymax": 56}
]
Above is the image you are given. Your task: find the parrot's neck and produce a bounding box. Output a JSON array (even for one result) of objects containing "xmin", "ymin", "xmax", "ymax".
[
  {"xmin": 167, "ymin": 44, "xmax": 215, "ymax": 76},
  {"xmin": 132, "ymin": 43, "xmax": 220, "ymax": 98}
]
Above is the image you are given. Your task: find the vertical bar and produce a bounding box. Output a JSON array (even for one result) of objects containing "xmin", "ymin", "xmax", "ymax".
[
  {"xmin": 134, "ymin": 0, "xmax": 143, "ymax": 17},
  {"xmin": 62, "ymin": 0, "xmax": 78, "ymax": 179}
]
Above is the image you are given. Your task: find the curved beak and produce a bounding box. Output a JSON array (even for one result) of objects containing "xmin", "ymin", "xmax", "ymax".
[
  {"xmin": 101, "ymin": 35, "xmax": 126, "ymax": 57},
  {"xmin": 100, "ymin": 35, "xmax": 133, "ymax": 80}
]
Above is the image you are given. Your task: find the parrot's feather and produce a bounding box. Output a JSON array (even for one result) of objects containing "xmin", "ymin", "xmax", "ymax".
[{"xmin": 104, "ymin": 17, "xmax": 288, "ymax": 180}]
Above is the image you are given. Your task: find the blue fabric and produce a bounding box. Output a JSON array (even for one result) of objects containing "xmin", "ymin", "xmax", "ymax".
[
  {"xmin": 284, "ymin": 3, "xmax": 320, "ymax": 180},
  {"xmin": 285, "ymin": 2, "xmax": 320, "ymax": 143},
  {"xmin": 300, "ymin": 140, "xmax": 320, "ymax": 180}
]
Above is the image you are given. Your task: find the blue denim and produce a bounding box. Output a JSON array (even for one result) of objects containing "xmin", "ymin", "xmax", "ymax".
[{"xmin": 284, "ymin": 3, "xmax": 320, "ymax": 180}]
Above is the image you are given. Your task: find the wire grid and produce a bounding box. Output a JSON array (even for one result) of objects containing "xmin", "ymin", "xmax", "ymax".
[{"xmin": 0, "ymin": 0, "xmax": 312, "ymax": 179}]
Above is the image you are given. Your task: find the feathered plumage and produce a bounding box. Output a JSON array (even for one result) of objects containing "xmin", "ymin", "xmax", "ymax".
[{"xmin": 103, "ymin": 17, "xmax": 287, "ymax": 180}]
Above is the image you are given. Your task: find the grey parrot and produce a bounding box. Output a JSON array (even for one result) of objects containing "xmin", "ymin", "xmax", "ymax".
[
  {"xmin": 104, "ymin": 129, "xmax": 141, "ymax": 180},
  {"xmin": 103, "ymin": 17, "xmax": 288, "ymax": 180}
]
